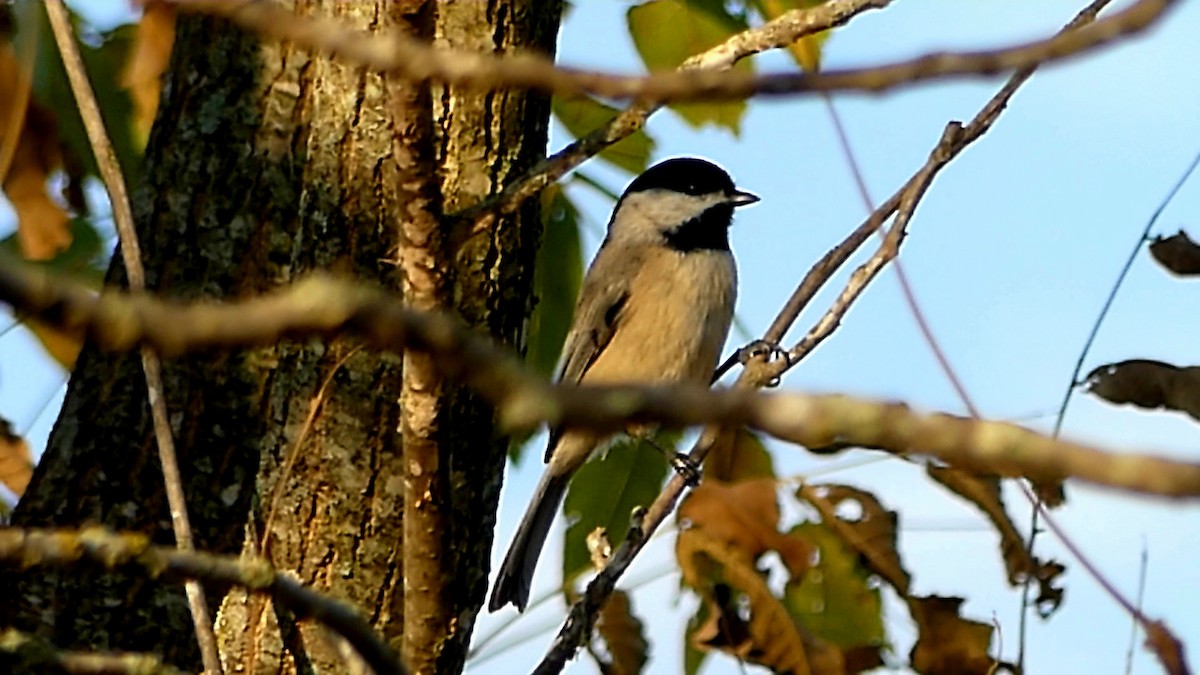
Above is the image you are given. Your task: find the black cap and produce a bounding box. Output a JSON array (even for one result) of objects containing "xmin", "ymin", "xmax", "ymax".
[{"xmin": 624, "ymin": 157, "xmax": 739, "ymax": 198}]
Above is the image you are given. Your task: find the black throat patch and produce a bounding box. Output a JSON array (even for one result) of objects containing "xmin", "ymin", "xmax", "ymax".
[{"xmin": 662, "ymin": 204, "xmax": 733, "ymax": 252}]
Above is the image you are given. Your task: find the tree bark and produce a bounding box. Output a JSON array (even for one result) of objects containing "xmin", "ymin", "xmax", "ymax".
[{"xmin": 2, "ymin": 2, "xmax": 560, "ymax": 673}]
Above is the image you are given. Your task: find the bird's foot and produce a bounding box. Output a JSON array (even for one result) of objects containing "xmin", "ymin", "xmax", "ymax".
[
  {"xmin": 670, "ymin": 453, "xmax": 701, "ymax": 487},
  {"xmin": 737, "ymin": 339, "xmax": 791, "ymax": 366}
]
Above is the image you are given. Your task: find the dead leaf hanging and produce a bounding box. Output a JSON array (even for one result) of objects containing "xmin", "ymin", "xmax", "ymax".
[
  {"xmin": 1149, "ymin": 230, "xmax": 1200, "ymax": 277},
  {"xmin": 1085, "ymin": 359, "xmax": 1200, "ymax": 422}
]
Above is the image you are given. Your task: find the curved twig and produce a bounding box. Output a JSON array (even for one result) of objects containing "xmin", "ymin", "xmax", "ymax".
[
  {"xmin": 0, "ymin": 527, "xmax": 407, "ymax": 675},
  {"xmin": 41, "ymin": 2, "xmax": 221, "ymax": 671},
  {"xmin": 174, "ymin": 0, "xmax": 1176, "ymax": 103}
]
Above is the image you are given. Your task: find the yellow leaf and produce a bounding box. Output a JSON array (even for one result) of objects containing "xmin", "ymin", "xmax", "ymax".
[
  {"xmin": 24, "ymin": 316, "xmax": 83, "ymax": 370},
  {"xmin": 120, "ymin": 1, "xmax": 175, "ymax": 144},
  {"xmin": 626, "ymin": 0, "xmax": 751, "ymax": 133},
  {"xmin": 0, "ymin": 417, "xmax": 32, "ymax": 497},
  {"xmin": 0, "ymin": 43, "xmax": 71, "ymax": 261},
  {"xmin": 755, "ymin": 0, "xmax": 830, "ymax": 72}
]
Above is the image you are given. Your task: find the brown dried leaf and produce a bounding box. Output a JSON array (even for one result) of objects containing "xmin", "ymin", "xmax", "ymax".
[
  {"xmin": 0, "ymin": 43, "xmax": 70, "ymax": 260},
  {"xmin": 678, "ymin": 478, "xmax": 812, "ymax": 578},
  {"xmin": 120, "ymin": 1, "xmax": 175, "ymax": 142},
  {"xmin": 703, "ymin": 427, "xmax": 776, "ymax": 483},
  {"xmin": 679, "ymin": 528, "xmax": 842, "ymax": 675},
  {"xmin": 592, "ymin": 590, "xmax": 648, "ymax": 675},
  {"xmin": 0, "ymin": 416, "xmax": 32, "ymax": 497},
  {"xmin": 1085, "ymin": 359, "xmax": 1200, "ymax": 422},
  {"xmin": 1143, "ymin": 620, "xmax": 1189, "ymax": 675},
  {"xmin": 908, "ymin": 595, "xmax": 1013, "ymax": 675},
  {"xmin": 926, "ymin": 466, "xmax": 1064, "ymax": 614},
  {"xmin": 1149, "ymin": 230, "xmax": 1200, "ymax": 277},
  {"xmin": 798, "ymin": 484, "xmax": 911, "ymax": 594},
  {"xmin": 22, "ymin": 316, "xmax": 83, "ymax": 370}
]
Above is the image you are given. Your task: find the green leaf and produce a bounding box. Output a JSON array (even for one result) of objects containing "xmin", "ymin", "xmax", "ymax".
[
  {"xmin": 527, "ymin": 184, "xmax": 584, "ymax": 378},
  {"xmin": 626, "ymin": 0, "xmax": 751, "ymax": 134},
  {"xmin": 683, "ymin": 605, "xmax": 710, "ymax": 675},
  {"xmin": 19, "ymin": 2, "xmax": 143, "ymax": 192},
  {"xmin": 552, "ymin": 95, "xmax": 654, "ymax": 174},
  {"xmin": 561, "ymin": 434, "xmax": 672, "ymax": 583},
  {"xmin": 509, "ymin": 185, "xmax": 585, "ymax": 464},
  {"xmin": 0, "ymin": 217, "xmax": 105, "ymax": 283},
  {"xmin": 784, "ymin": 523, "xmax": 886, "ymax": 649},
  {"xmin": 0, "ymin": 217, "xmax": 106, "ymax": 368}
]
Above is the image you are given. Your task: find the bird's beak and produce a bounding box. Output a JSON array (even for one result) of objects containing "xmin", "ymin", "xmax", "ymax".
[{"xmin": 728, "ymin": 189, "xmax": 760, "ymax": 207}]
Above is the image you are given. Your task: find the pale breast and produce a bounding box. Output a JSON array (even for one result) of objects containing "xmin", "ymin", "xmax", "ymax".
[{"xmin": 582, "ymin": 248, "xmax": 737, "ymax": 386}]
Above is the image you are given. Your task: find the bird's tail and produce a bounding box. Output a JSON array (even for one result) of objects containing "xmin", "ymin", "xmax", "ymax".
[{"xmin": 488, "ymin": 470, "xmax": 569, "ymax": 612}]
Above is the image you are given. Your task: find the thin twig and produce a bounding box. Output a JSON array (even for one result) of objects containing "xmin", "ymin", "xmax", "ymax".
[
  {"xmin": 0, "ymin": 627, "xmax": 188, "ymax": 674},
  {"xmin": 41, "ymin": 2, "xmax": 222, "ymax": 672},
  {"xmin": 814, "ymin": 2, "xmax": 1179, "ymax": 670},
  {"xmin": 531, "ymin": 1, "xmax": 1153, "ymax": 668},
  {"xmin": 788, "ymin": 122, "xmax": 957, "ymax": 366},
  {"xmin": 1018, "ymin": 480, "xmax": 1187, "ymax": 674},
  {"xmin": 1050, "ymin": 146, "xmax": 1200, "ymax": 438},
  {"xmin": 1125, "ymin": 541, "xmax": 1149, "ymax": 675},
  {"xmin": 172, "ymin": 0, "xmax": 1176, "ymax": 103},
  {"xmin": 0, "ymin": 526, "xmax": 408, "ymax": 675},
  {"xmin": 1022, "ymin": 16, "xmax": 1200, "ymax": 661},
  {"xmin": 455, "ymin": 0, "xmax": 892, "ymax": 230},
  {"xmin": 1029, "ymin": 124, "xmax": 1200, "ymax": 675},
  {"xmin": 259, "ymin": 345, "xmax": 362, "ymax": 558},
  {"xmin": 247, "ymin": 345, "xmax": 360, "ymax": 672},
  {"xmin": 823, "ymin": 89, "xmax": 986, "ymax": 415}
]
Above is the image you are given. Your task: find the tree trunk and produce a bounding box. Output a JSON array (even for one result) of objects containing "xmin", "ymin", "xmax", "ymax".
[{"xmin": 2, "ymin": 2, "xmax": 559, "ymax": 673}]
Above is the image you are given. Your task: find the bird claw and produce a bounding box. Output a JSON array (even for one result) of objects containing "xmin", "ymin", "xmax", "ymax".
[
  {"xmin": 737, "ymin": 339, "xmax": 791, "ymax": 366},
  {"xmin": 736, "ymin": 339, "xmax": 792, "ymax": 387},
  {"xmin": 670, "ymin": 453, "xmax": 701, "ymax": 487}
]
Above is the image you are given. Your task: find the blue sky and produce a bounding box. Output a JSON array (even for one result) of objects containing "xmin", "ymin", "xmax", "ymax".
[
  {"xmin": 6, "ymin": 2, "xmax": 1200, "ymax": 674},
  {"xmin": 480, "ymin": 2, "xmax": 1200, "ymax": 674}
]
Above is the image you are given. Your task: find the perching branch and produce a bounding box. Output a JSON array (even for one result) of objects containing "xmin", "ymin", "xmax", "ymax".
[
  {"xmin": 0, "ymin": 527, "xmax": 407, "ymax": 675},
  {"xmin": 1, "ymin": 263, "xmax": 1198, "ymax": 500},
  {"xmin": 173, "ymin": 0, "xmax": 1176, "ymax": 103},
  {"xmin": 451, "ymin": 0, "xmax": 893, "ymax": 228},
  {"xmin": 531, "ymin": 1, "xmax": 1139, "ymax": 668}
]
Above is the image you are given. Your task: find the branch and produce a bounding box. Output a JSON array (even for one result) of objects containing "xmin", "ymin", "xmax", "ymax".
[
  {"xmin": 531, "ymin": 1, "xmax": 1140, "ymax": 669},
  {"xmin": 1, "ymin": 263, "xmax": 1197, "ymax": 500},
  {"xmin": 449, "ymin": 0, "xmax": 892, "ymax": 227},
  {"xmin": 0, "ymin": 627, "xmax": 187, "ymax": 675},
  {"xmin": 0, "ymin": 527, "xmax": 408, "ymax": 675},
  {"xmin": 42, "ymin": 2, "xmax": 221, "ymax": 671},
  {"xmin": 172, "ymin": 0, "xmax": 1177, "ymax": 102}
]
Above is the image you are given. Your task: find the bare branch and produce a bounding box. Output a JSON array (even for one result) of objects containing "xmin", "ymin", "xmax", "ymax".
[
  {"xmin": 0, "ymin": 527, "xmax": 408, "ymax": 675},
  {"xmin": 41, "ymin": 2, "xmax": 220, "ymax": 671},
  {"xmin": 531, "ymin": 1, "xmax": 1140, "ymax": 668},
  {"xmin": 173, "ymin": 0, "xmax": 1176, "ymax": 102},
  {"xmin": 0, "ymin": 627, "xmax": 188, "ymax": 675},
  {"xmin": 456, "ymin": 0, "xmax": 892, "ymax": 227},
  {"xmin": 1, "ymin": 264, "xmax": 1197, "ymax": 500}
]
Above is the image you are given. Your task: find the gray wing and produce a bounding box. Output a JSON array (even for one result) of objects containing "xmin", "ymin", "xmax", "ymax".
[{"xmin": 545, "ymin": 247, "xmax": 637, "ymax": 460}]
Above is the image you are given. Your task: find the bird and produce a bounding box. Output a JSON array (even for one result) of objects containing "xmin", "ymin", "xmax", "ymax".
[{"xmin": 488, "ymin": 156, "xmax": 758, "ymax": 612}]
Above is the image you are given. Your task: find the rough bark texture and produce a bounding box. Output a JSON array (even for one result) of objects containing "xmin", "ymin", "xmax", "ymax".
[
  {"xmin": 1, "ymin": 2, "xmax": 560, "ymax": 673},
  {"xmin": 400, "ymin": 2, "xmax": 561, "ymax": 672}
]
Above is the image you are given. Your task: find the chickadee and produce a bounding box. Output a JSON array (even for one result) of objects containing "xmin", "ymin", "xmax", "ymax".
[{"xmin": 488, "ymin": 157, "xmax": 758, "ymax": 612}]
